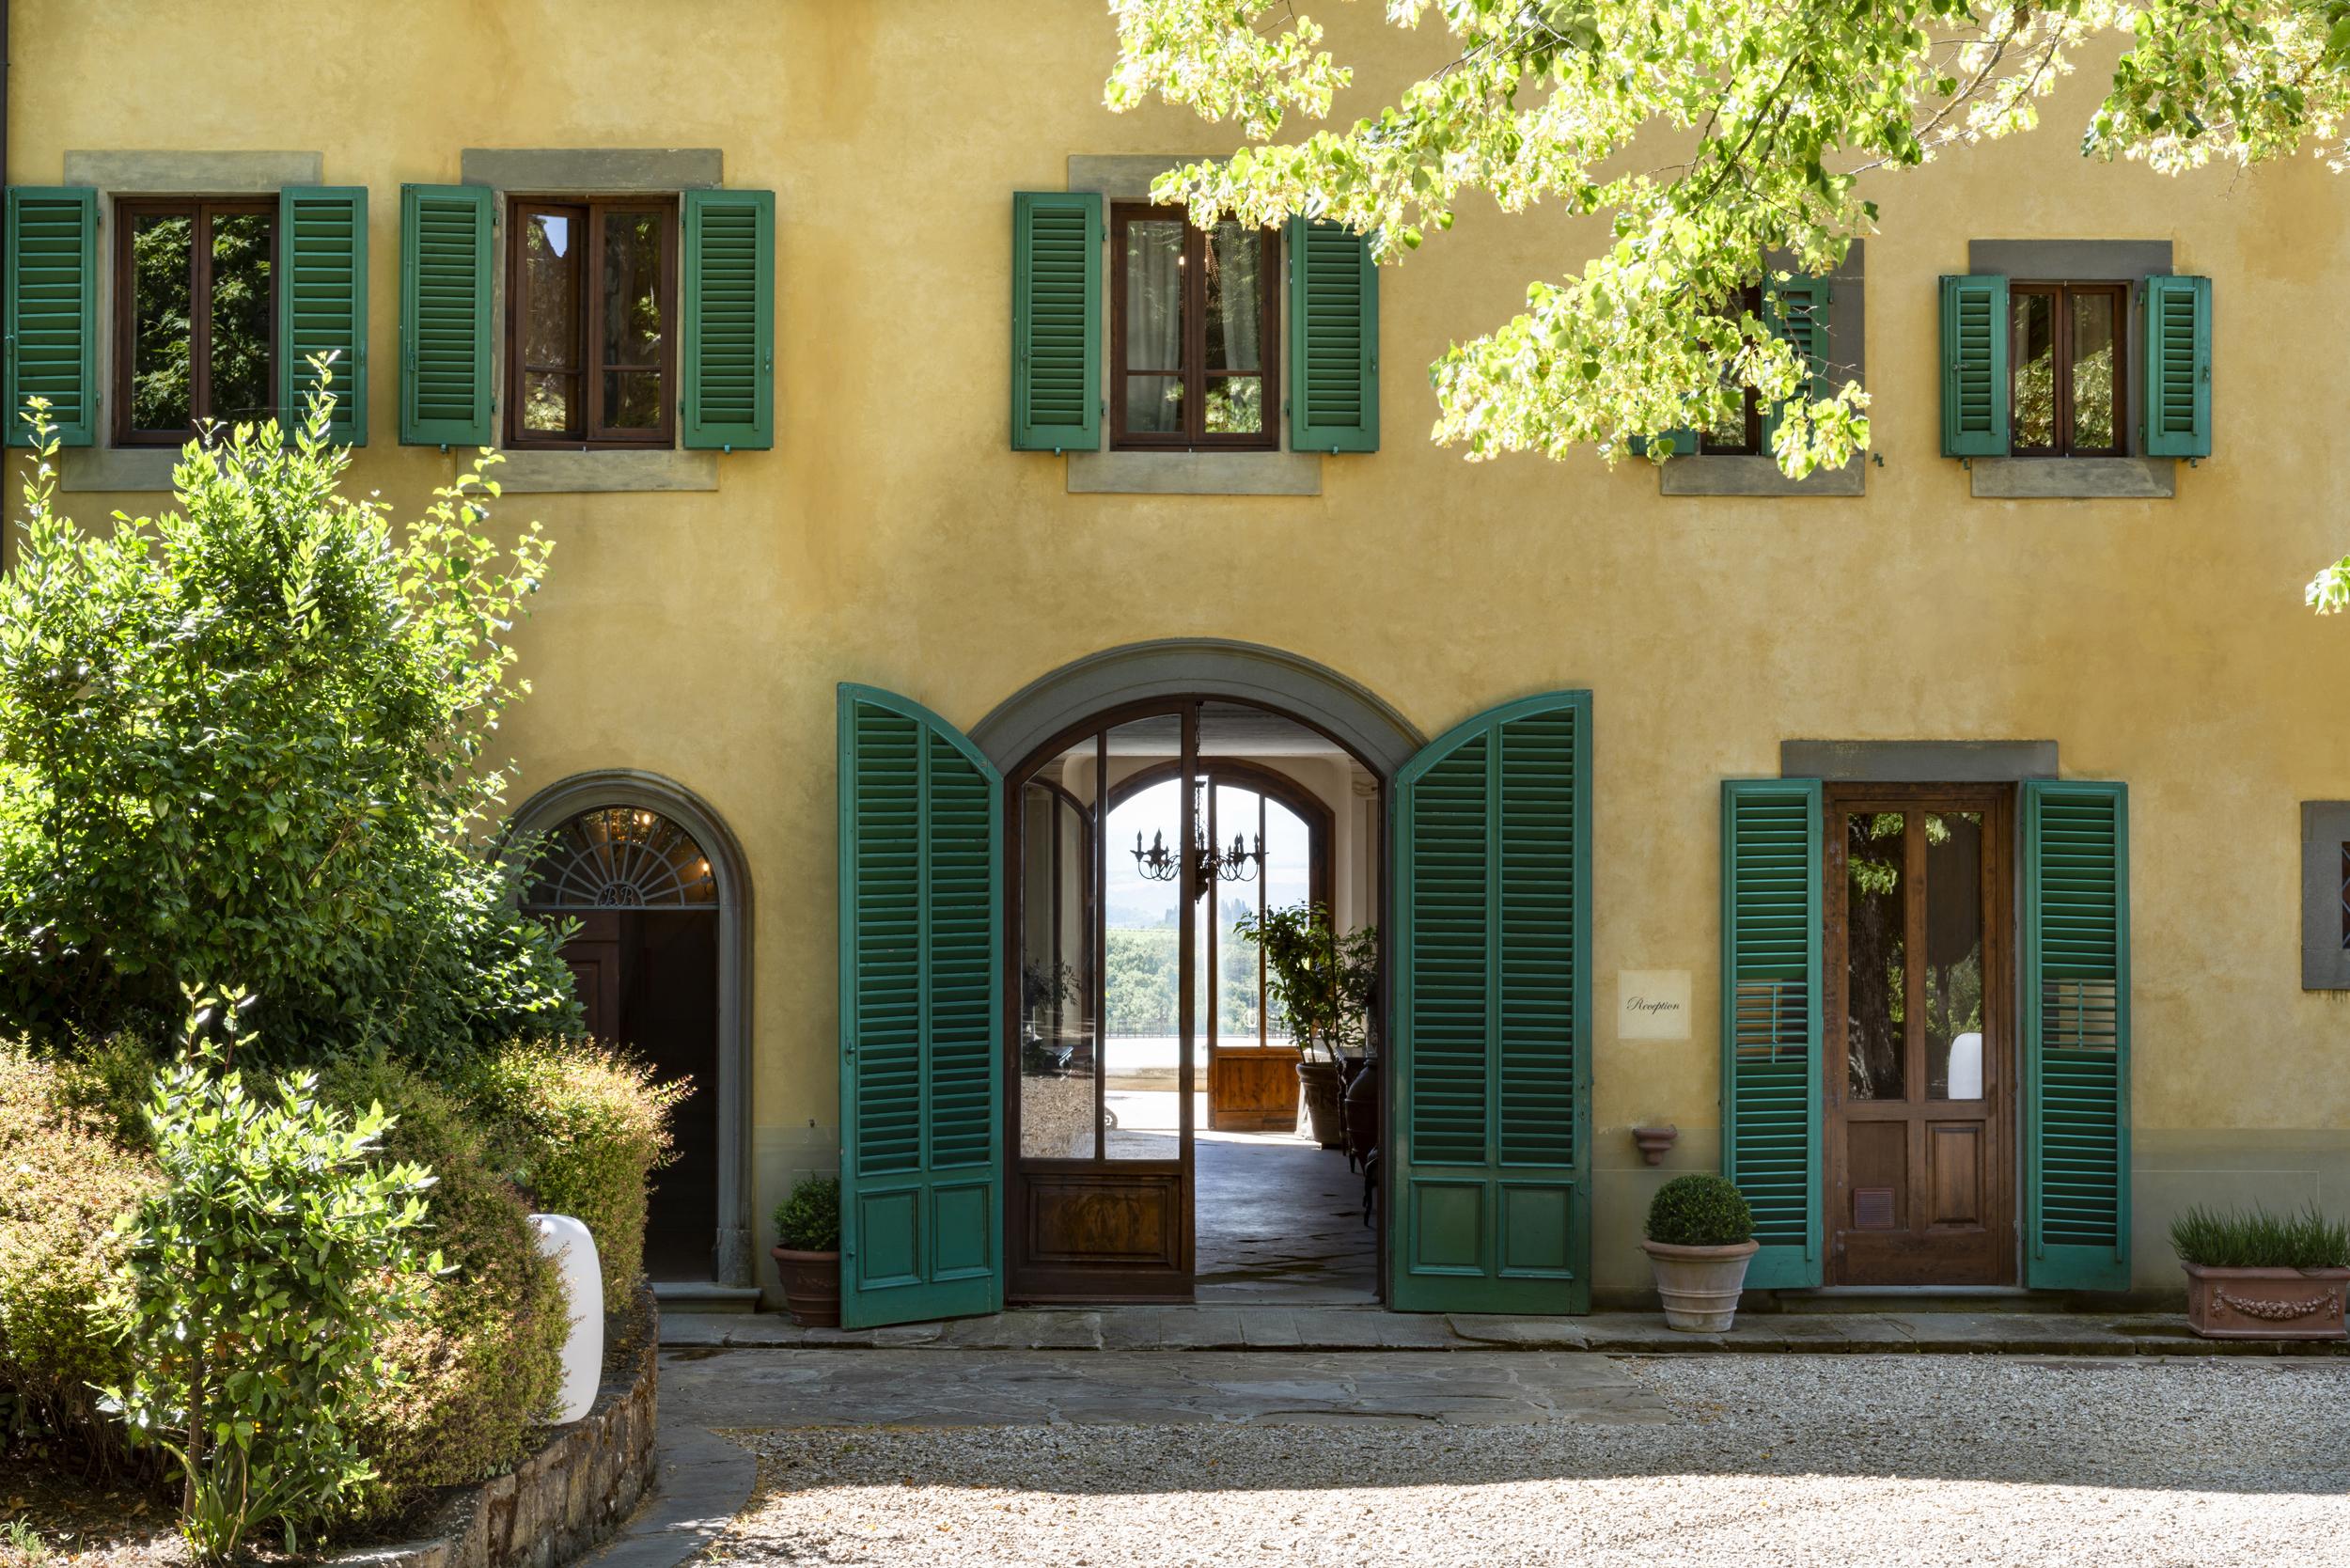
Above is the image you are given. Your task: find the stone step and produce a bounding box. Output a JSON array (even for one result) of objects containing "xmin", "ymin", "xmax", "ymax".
[
  {"xmin": 1761, "ymin": 1287, "xmax": 2052, "ymax": 1316},
  {"xmin": 651, "ymin": 1282, "xmax": 765, "ymax": 1315}
]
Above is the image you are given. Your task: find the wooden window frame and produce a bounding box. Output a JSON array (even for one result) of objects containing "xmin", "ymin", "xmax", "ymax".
[
  {"xmin": 112, "ymin": 196, "xmax": 281, "ymax": 447},
  {"xmin": 1108, "ymin": 202, "xmax": 1280, "ymax": 453},
  {"xmin": 504, "ymin": 195, "xmax": 679, "ymax": 450},
  {"xmin": 2009, "ymin": 281, "xmax": 2128, "ymax": 458}
]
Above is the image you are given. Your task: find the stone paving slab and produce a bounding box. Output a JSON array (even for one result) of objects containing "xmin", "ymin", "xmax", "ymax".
[
  {"xmin": 663, "ymin": 1304, "xmax": 2350, "ymax": 1356},
  {"xmin": 662, "ymin": 1348, "xmax": 1674, "ymax": 1430}
]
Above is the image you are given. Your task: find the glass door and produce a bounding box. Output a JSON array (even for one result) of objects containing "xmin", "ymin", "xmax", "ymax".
[
  {"xmin": 1825, "ymin": 784, "xmax": 2015, "ymax": 1286},
  {"xmin": 1008, "ymin": 707, "xmax": 1198, "ymax": 1301}
]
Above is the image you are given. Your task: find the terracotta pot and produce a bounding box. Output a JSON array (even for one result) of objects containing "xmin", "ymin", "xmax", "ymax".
[
  {"xmin": 772, "ymin": 1246, "xmax": 841, "ymax": 1327},
  {"xmin": 2182, "ymin": 1263, "xmax": 2349, "ymax": 1340},
  {"xmin": 1641, "ymin": 1237, "xmax": 1760, "ymax": 1332},
  {"xmin": 1297, "ymin": 1059, "xmax": 1346, "ymax": 1150}
]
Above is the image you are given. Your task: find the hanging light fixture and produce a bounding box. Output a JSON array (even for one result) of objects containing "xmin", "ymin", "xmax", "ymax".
[{"xmin": 1129, "ymin": 782, "xmax": 1263, "ymax": 888}]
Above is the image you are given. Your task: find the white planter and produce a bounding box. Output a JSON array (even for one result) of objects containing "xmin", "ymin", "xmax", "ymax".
[{"xmin": 531, "ymin": 1214, "xmax": 603, "ymax": 1423}]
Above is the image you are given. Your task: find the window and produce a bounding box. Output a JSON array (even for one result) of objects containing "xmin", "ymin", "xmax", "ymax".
[
  {"xmin": 507, "ymin": 197, "xmax": 676, "ymax": 447},
  {"xmin": 1699, "ymin": 285, "xmax": 1765, "ymax": 456},
  {"xmin": 1110, "ymin": 204, "xmax": 1277, "ymax": 450},
  {"xmin": 115, "ymin": 199, "xmax": 277, "ymax": 444},
  {"xmin": 2010, "ymin": 283, "xmax": 2125, "ymax": 456},
  {"xmin": 2298, "ymin": 802, "xmax": 2350, "ymax": 990}
]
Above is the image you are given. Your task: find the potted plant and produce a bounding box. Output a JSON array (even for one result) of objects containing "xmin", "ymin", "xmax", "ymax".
[
  {"xmin": 2170, "ymin": 1202, "xmax": 2350, "ymax": 1340},
  {"xmin": 772, "ymin": 1174, "xmax": 842, "ymax": 1326},
  {"xmin": 1641, "ymin": 1174, "xmax": 1760, "ymax": 1331},
  {"xmin": 1233, "ymin": 902, "xmax": 1378, "ymax": 1150}
]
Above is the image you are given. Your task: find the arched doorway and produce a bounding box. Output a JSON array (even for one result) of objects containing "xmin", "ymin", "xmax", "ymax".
[
  {"xmin": 1006, "ymin": 697, "xmax": 1384, "ymax": 1303},
  {"xmin": 511, "ymin": 773, "xmax": 754, "ymax": 1290}
]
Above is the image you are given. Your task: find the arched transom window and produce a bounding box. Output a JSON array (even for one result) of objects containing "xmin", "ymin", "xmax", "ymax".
[{"xmin": 525, "ymin": 806, "xmax": 718, "ymax": 911}]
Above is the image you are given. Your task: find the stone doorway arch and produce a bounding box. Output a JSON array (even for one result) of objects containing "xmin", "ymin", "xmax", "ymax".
[{"xmin": 509, "ymin": 770, "xmax": 755, "ymax": 1289}]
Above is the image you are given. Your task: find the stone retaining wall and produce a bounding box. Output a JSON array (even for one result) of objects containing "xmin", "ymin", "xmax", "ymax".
[{"xmin": 344, "ymin": 1285, "xmax": 660, "ymax": 1568}]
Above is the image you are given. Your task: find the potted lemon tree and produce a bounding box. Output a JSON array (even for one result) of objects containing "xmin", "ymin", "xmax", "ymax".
[
  {"xmin": 772, "ymin": 1174, "xmax": 841, "ymax": 1326},
  {"xmin": 1640, "ymin": 1174, "xmax": 1760, "ymax": 1331},
  {"xmin": 2170, "ymin": 1203, "xmax": 2350, "ymax": 1340}
]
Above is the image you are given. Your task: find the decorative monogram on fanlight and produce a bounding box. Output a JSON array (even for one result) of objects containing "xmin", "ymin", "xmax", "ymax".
[{"xmin": 525, "ymin": 807, "xmax": 717, "ymax": 911}]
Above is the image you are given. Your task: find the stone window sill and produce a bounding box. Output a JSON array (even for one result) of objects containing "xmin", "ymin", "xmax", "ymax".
[
  {"xmin": 1658, "ymin": 455, "xmax": 1864, "ymax": 497},
  {"xmin": 57, "ymin": 446, "xmax": 185, "ymax": 493},
  {"xmin": 491, "ymin": 447, "xmax": 719, "ymax": 494},
  {"xmin": 1067, "ymin": 448, "xmax": 1322, "ymax": 496},
  {"xmin": 1968, "ymin": 457, "xmax": 2175, "ymax": 499}
]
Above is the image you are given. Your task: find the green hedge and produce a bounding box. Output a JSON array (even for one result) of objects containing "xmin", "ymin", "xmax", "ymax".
[
  {"xmin": 464, "ymin": 1040, "xmax": 685, "ymax": 1314},
  {"xmin": 0, "ymin": 1043, "xmax": 157, "ymax": 1454},
  {"xmin": 327, "ymin": 1059, "xmax": 569, "ymax": 1523}
]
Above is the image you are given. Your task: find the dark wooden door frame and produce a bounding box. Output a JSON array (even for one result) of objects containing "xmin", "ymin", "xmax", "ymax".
[
  {"xmin": 1002, "ymin": 695, "xmax": 1386, "ymax": 1304},
  {"xmin": 1823, "ymin": 782, "xmax": 2017, "ymax": 1286}
]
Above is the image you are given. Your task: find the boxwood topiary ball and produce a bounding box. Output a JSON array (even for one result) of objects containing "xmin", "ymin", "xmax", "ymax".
[{"xmin": 1645, "ymin": 1173, "xmax": 1756, "ymax": 1247}]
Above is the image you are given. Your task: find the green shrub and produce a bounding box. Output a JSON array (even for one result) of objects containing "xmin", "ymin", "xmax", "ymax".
[
  {"xmin": 774, "ymin": 1176, "xmax": 841, "ymax": 1252},
  {"xmin": 1645, "ymin": 1174, "xmax": 1756, "ymax": 1247},
  {"xmin": 0, "ymin": 384, "xmax": 578, "ymax": 1074},
  {"xmin": 464, "ymin": 1038, "xmax": 686, "ymax": 1314},
  {"xmin": 326, "ymin": 1058, "xmax": 566, "ymax": 1523},
  {"xmin": 2170, "ymin": 1202, "xmax": 2350, "ymax": 1271},
  {"xmin": 0, "ymin": 1043, "xmax": 157, "ymax": 1454},
  {"xmin": 96, "ymin": 1011, "xmax": 440, "ymax": 1562}
]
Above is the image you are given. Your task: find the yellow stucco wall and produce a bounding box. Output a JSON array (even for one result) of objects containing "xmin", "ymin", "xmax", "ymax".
[{"xmin": 13, "ymin": 2, "xmax": 2348, "ymax": 1300}]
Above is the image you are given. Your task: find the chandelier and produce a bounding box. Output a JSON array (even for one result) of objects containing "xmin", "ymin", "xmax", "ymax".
[{"xmin": 1131, "ymin": 793, "xmax": 1263, "ymax": 889}]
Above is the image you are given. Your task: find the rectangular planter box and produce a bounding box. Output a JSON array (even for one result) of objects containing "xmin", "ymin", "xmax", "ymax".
[{"xmin": 2182, "ymin": 1263, "xmax": 2350, "ymax": 1340}]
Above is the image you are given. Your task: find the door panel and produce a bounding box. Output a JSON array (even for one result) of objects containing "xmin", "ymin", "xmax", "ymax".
[
  {"xmin": 1207, "ymin": 1049, "xmax": 1300, "ymax": 1131},
  {"xmin": 838, "ymin": 684, "xmax": 1005, "ymax": 1327},
  {"xmin": 1825, "ymin": 786, "xmax": 2013, "ymax": 1287},
  {"xmin": 1389, "ymin": 692, "xmax": 1590, "ymax": 1314}
]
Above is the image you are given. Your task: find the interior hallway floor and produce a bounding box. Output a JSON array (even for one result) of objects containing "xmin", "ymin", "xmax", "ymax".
[{"xmin": 1192, "ymin": 1124, "xmax": 1377, "ymax": 1304}]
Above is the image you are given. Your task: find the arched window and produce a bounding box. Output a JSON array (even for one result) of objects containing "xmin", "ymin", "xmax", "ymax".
[{"xmin": 524, "ymin": 807, "xmax": 718, "ymax": 910}]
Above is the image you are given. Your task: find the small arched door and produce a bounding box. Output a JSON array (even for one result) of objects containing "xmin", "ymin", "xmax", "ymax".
[{"xmin": 524, "ymin": 805, "xmax": 724, "ymax": 1282}]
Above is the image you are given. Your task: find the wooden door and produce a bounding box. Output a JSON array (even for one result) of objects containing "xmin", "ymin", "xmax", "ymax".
[
  {"xmin": 563, "ymin": 911, "xmax": 625, "ymax": 1040},
  {"xmin": 1825, "ymin": 785, "xmax": 2014, "ymax": 1286}
]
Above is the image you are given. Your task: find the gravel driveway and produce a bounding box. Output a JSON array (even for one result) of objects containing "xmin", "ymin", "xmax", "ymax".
[{"xmin": 697, "ymin": 1355, "xmax": 2348, "ymax": 1568}]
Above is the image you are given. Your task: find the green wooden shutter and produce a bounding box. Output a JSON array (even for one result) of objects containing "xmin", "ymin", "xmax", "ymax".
[
  {"xmin": 1760, "ymin": 275, "xmax": 1831, "ymax": 451},
  {"xmin": 399, "ymin": 183, "xmax": 493, "ymax": 447},
  {"xmin": 1288, "ymin": 217, "xmax": 1379, "ymax": 452},
  {"xmin": 838, "ymin": 684, "xmax": 1003, "ymax": 1327},
  {"xmin": 1388, "ymin": 691, "xmax": 1590, "ymax": 1314},
  {"xmin": 1720, "ymin": 779, "xmax": 1823, "ymax": 1289},
  {"xmin": 279, "ymin": 186, "xmax": 368, "ymax": 446},
  {"xmin": 682, "ymin": 188, "xmax": 775, "ymax": 450},
  {"xmin": 1010, "ymin": 191, "xmax": 1100, "ymax": 452},
  {"xmin": 2022, "ymin": 780, "xmax": 2131, "ymax": 1293},
  {"xmin": 2141, "ymin": 274, "xmax": 2211, "ymax": 459},
  {"xmin": 4, "ymin": 187, "xmax": 99, "ymax": 447},
  {"xmin": 1940, "ymin": 273, "xmax": 2008, "ymax": 458}
]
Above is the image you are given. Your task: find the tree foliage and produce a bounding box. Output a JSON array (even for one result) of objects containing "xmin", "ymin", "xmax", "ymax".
[
  {"xmin": 0, "ymin": 369, "xmax": 580, "ymax": 1067},
  {"xmin": 1107, "ymin": 2, "xmax": 2350, "ymax": 588}
]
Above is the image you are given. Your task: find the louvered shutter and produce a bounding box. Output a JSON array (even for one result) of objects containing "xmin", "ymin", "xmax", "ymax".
[
  {"xmin": 1940, "ymin": 273, "xmax": 2008, "ymax": 458},
  {"xmin": 682, "ymin": 188, "xmax": 774, "ymax": 450},
  {"xmin": 838, "ymin": 684, "xmax": 1004, "ymax": 1327},
  {"xmin": 1720, "ymin": 779, "xmax": 1823, "ymax": 1289},
  {"xmin": 398, "ymin": 184, "xmax": 493, "ymax": 447},
  {"xmin": 2022, "ymin": 780, "xmax": 2131, "ymax": 1293},
  {"xmin": 278, "ymin": 186, "xmax": 368, "ymax": 446},
  {"xmin": 1760, "ymin": 275, "xmax": 1831, "ymax": 451},
  {"xmin": 1389, "ymin": 691, "xmax": 1590, "ymax": 1314},
  {"xmin": 2141, "ymin": 274, "xmax": 2211, "ymax": 459},
  {"xmin": 1010, "ymin": 192, "xmax": 1100, "ymax": 452},
  {"xmin": 1287, "ymin": 217, "xmax": 1379, "ymax": 452},
  {"xmin": 3, "ymin": 187, "xmax": 98, "ymax": 447}
]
